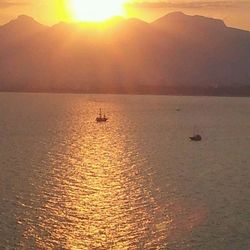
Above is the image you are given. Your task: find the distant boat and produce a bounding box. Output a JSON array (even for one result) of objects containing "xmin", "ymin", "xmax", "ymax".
[
  {"xmin": 96, "ymin": 108, "xmax": 108, "ymax": 122},
  {"xmin": 189, "ymin": 134, "xmax": 202, "ymax": 141}
]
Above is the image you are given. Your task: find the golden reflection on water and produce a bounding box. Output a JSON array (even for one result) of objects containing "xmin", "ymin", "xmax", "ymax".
[
  {"xmin": 23, "ymin": 101, "xmax": 171, "ymax": 249},
  {"xmin": 65, "ymin": 111, "xmax": 165, "ymax": 249},
  {"xmin": 17, "ymin": 100, "xmax": 170, "ymax": 250}
]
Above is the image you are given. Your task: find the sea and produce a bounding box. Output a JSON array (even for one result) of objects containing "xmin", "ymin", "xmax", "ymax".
[{"xmin": 0, "ymin": 93, "xmax": 249, "ymax": 249}]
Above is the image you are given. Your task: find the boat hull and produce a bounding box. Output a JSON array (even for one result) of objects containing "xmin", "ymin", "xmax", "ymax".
[
  {"xmin": 96, "ymin": 118, "xmax": 108, "ymax": 122},
  {"xmin": 189, "ymin": 135, "xmax": 202, "ymax": 141}
]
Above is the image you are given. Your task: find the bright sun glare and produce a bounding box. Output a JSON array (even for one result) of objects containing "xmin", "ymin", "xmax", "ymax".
[{"xmin": 69, "ymin": 0, "xmax": 126, "ymax": 22}]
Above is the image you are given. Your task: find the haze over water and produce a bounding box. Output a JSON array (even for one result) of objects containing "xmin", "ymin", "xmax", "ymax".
[{"xmin": 0, "ymin": 93, "xmax": 249, "ymax": 249}]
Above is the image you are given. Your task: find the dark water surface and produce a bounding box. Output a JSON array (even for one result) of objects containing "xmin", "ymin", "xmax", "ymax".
[{"xmin": 0, "ymin": 93, "xmax": 250, "ymax": 249}]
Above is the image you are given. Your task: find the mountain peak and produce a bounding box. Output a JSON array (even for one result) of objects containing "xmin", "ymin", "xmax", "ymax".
[
  {"xmin": 166, "ymin": 11, "xmax": 186, "ymax": 18},
  {"xmin": 3, "ymin": 15, "xmax": 46, "ymax": 29},
  {"xmin": 152, "ymin": 12, "xmax": 226, "ymax": 32},
  {"xmin": 0, "ymin": 14, "xmax": 47, "ymax": 42},
  {"xmin": 16, "ymin": 15, "xmax": 35, "ymax": 22}
]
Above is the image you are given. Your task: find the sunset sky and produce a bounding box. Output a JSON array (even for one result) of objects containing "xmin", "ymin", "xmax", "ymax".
[{"xmin": 0, "ymin": 0, "xmax": 250, "ymax": 30}]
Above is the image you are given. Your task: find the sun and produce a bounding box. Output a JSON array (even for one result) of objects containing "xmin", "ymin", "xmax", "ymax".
[{"xmin": 69, "ymin": 0, "xmax": 126, "ymax": 22}]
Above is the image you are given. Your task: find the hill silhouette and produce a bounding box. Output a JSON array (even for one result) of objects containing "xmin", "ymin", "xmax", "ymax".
[{"xmin": 0, "ymin": 12, "xmax": 250, "ymax": 96}]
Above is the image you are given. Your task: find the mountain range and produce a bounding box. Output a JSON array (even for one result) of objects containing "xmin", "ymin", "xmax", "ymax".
[{"xmin": 1, "ymin": 12, "xmax": 250, "ymax": 96}]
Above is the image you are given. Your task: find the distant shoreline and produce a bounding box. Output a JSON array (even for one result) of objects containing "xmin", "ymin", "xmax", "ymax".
[{"xmin": 1, "ymin": 86, "xmax": 250, "ymax": 97}]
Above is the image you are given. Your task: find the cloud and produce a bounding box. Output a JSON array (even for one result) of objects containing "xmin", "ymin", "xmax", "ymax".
[
  {"xmin": 126, "ymin": 1, "xmax": 250, "ymax": 10},
  {"xmin": 0, "ymin": 0, "xmax": 28, "ymax": 9}
]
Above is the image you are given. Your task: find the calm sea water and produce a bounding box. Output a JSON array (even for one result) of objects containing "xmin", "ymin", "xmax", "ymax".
[{"xmin": 0, "ymin": 93, "xmax": 250, "ymax": 249}]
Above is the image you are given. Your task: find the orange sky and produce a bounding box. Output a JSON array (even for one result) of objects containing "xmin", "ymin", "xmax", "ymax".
[{"xmin": 0, "ymin": 0, "xmax": 250, "ymax": 31}]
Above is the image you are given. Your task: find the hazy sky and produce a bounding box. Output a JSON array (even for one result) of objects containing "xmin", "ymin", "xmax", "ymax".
[{"xmin": 0, "ymin": 0, "xmax": 250, "ymax": 30}]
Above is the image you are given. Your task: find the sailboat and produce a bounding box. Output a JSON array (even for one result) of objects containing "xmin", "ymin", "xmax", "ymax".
[{"xmin": 96, "ymin": 108, "xmax": 108, "ymax": 122}]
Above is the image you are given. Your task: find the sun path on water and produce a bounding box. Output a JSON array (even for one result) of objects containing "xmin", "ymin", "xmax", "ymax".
[{"xmin": 69, "ymin": 0, "xmax": 126, "ymax": 22}]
